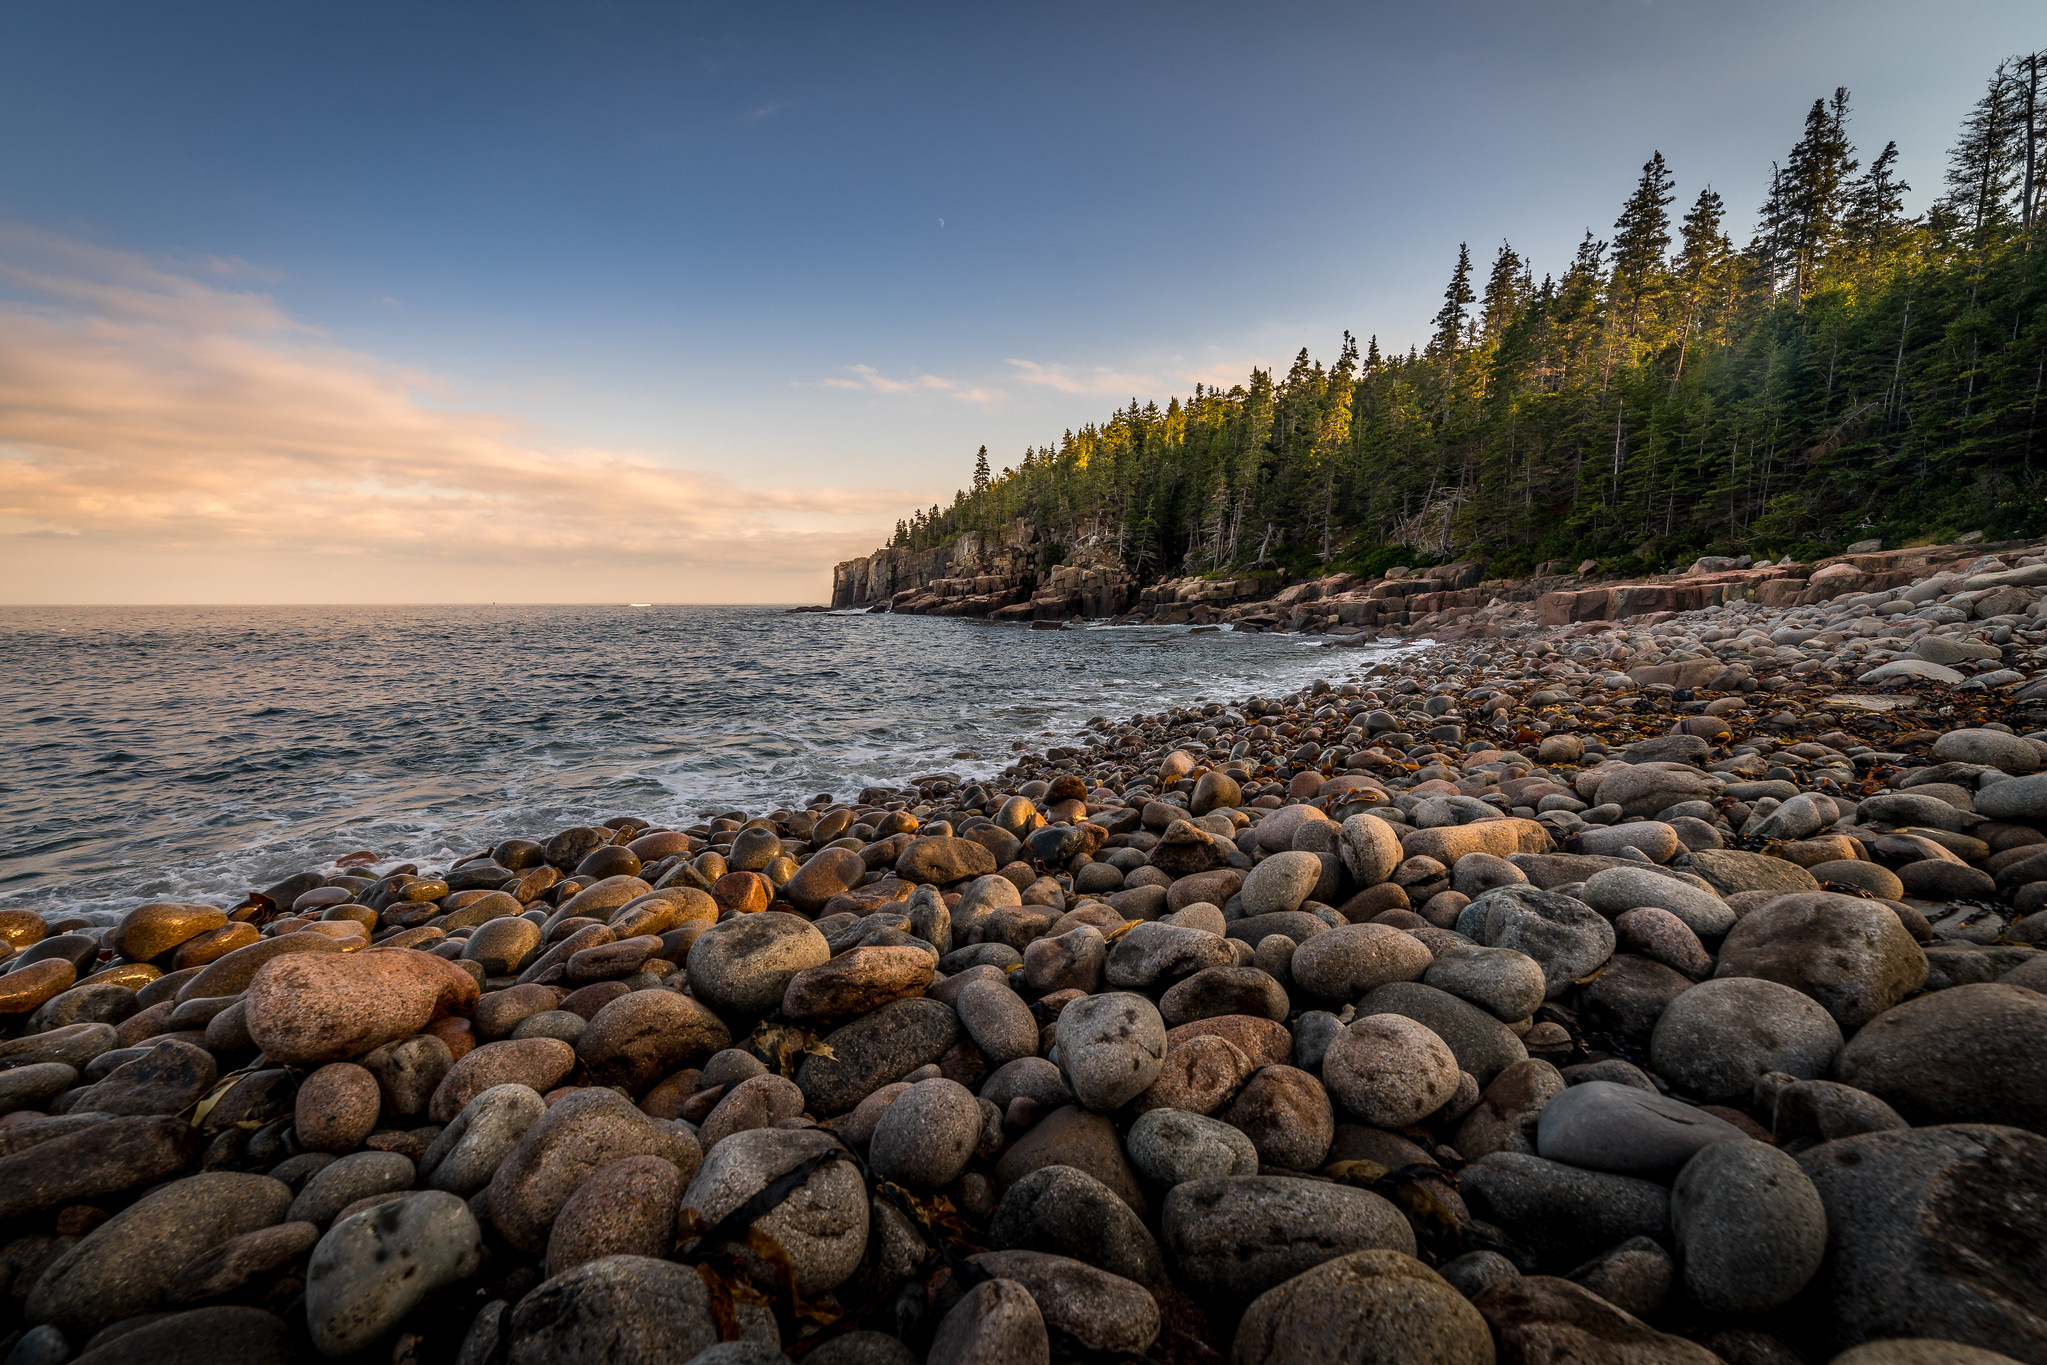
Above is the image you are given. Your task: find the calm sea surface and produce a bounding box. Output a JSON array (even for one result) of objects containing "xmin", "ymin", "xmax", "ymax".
[{"xmin": 1, "ymin": 606, "xmax": 1399, "ymax": 923}]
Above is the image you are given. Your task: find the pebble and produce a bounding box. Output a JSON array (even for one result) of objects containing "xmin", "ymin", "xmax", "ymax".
[
  {"xmin": 544, "ymin": 1154, "xmax": 683, "ymax": 1277},
  {"xmin": 869, "ymin": 1077, "xmax": 983, "ymax": 1187},
  {"xmin": 1160, "ymin": 1174, "xmax": 1415, "ymax": 1301},
  {"xmin": 242, "ymin": 949, "xmax": 476, "ymax": 1065},
  {"xmin": 1288, "ymin": 922, "xmax": 1432, "ymax": 999},
  {"xmin": 1833, "ymin": 982, "xmax": 2047, "ymax": 1131},
  {"xmin": 429, "ymin": 1037, "xmax": 577, "ymax": 1123},
  {"xmin": 11, "ymin": 548, "xmax": 2047, "ymax": 1360},
  {"xmin": 1320, "ymin": 1013, "xmax": 1459, "ymax": 1126},
  {"xmin": 1716, "ymin": 891, "xmax": 1929, "ymax": 1030},
  {"xmin": 305, "ymin": 1190, "xmax": 484, "ymax": 1355},
  {"xmin": 296, "ymin": 1061, "xmax": 383, "ymax": 1152},
  {"xmin": 927, "ymin": 1277, "xmax": 1048, "ymax": 1365},
  {"xmin": 1650, "ymin": 976, "xmax": 1844, "ymax": 1103},
  {"xmin": 1054, "ymin": 991, "xmax": 1166, "ymax": 1111},
  {"xmin": 1233, "ymin": 1250, "xmax": 1495, "ymax": 1365},
  {"xmin": 686, "ymin": 913, "xmax": 831, "ymax": 1016},
  {"xmin": 968, "ymin": 1249, "xmax": 1159, "ymax": 1355},
  {"xmin": 488, "ymin": 1087, "xmax": 701, "ymax": 1254},
  {"xmin": 988, "ymin": 1162, "xmax": 1166, "ymax": 1284},
  {"xmin": 420, "ymin": 1082, "xmax": 547, "ymax": 1194},
  {"xmin": 678, "ymin": 1127, "xmax": 867, "ymax": 1294},
  {"xmin": 290, "ymin": 1149, "xmax": 416, "ymax": 1225},
  {"xmin": 1535, "ymin": 1080, "xmax": 1747, "ymax": 1177},
  {"xmin": 1671, "ymin": 1138, "xmax": 1826, "ymax": 1314}
]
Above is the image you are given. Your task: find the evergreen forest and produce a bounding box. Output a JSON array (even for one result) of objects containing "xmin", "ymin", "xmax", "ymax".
[{"xmin": 887, "ymin": 50, "xmax": 2047, "ymax": 580}]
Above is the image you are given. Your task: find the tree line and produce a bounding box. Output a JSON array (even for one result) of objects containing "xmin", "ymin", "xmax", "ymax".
[{"xmin": 889, "ymin": 49, "xmax": 2047, "ymax": 581}]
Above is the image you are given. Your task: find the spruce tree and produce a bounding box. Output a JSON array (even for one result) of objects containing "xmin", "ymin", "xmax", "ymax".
[{"xmin": 1611, "ymin": 152, "xmax": 1676, "ymax": 334}]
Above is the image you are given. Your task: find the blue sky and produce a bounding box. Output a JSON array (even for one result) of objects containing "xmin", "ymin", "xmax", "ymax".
[{"xmin": 0, "ymin": 1, "xmax": 2037, "ymax": 601}]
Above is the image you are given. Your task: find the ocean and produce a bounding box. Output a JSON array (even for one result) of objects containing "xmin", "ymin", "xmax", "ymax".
[{"xmin": 1, "ymin": 605, "xmax": 1397, "ymax": 923}]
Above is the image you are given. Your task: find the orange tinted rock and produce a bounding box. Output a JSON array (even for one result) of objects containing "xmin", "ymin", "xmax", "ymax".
[
  {"xmin": 1165, "ymin": 1015, "xmax": 1293, "ymax": 1069},
  {"xmin": 172, "ymin": 923, "xmax": 261, "ymax": 971},
  {"xmin": 243, "ymin": 948, "xmax": 478, "ymax": 1064}
]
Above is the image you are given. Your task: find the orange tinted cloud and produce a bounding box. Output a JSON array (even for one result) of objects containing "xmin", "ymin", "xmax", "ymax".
[{"xmin": 0, "ymin": 226, "xmax": 912, "ymax": 602}]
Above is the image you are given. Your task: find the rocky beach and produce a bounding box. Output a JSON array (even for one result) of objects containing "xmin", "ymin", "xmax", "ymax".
[{"xmin": 4, "ymin": 535, "xmax": 2047, "ymax": 1365}]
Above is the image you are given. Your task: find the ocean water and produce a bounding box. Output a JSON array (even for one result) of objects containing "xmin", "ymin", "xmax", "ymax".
[{"xmin": 0, "ymin": 605, "xmax": 1400, "ymax": 923}]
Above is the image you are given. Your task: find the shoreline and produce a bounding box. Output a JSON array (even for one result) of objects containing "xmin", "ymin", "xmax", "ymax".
[{"xmin": 1, "ymin": 545, "xmax": 2046, "ymax": 1362}]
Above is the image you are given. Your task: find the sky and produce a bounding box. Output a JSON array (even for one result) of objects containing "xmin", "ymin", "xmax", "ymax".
[{"xmin": 0, "ymin": 1, "xmax": 2037, "ymax": 603}]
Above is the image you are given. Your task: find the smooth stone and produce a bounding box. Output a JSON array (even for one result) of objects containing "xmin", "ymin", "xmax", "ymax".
[
  {"xmin": 926, "ymin": 1277, "xmax": 1048, "ymax": 1365},
  {"xmin": 1650, "ymin": 976, "xmax": 1843, "ymax": 1104},
  {"xmin": 0, "ymin": 1021, "xmax": 117, "ymax": 1072},
  {"xmin": 989, "ymin": 1163, "xmax": 1166, "ymax": 1285},
  {"xmin": 1161, "ymin": 1174, "xmax": 1415, "ymax": 1301},
  {"xmin": 115, "ymin": 903, "xmax": 228, "ymax": 963},
  {"xmin": 781, "ymin": 945, "xmax": 935, "ymax": 1020},
  {"xmin": 995, "ymin": 1105, "xmax": 1148, "ymax": 1216},
  {"xmin": 1322, "ymin": 1013, "xmax": 1459, "ymax": 1126},
  {"xmin": 0, "ymin": 1114, "xmax": 193, "ymax": 1218},
  {"xmin": 687, "ymin": 913, "xmax": 831, "ymax": 1017},
  {"xmin": 360, "ymin": 1034, "xmax": 454, "ymax": 1117},
  {"xmin": 430, "ymin": 1037, "xmax": 576, "ymax": 1123},
  {"xmin": 1579, "ymin": 954, "xmax": 1695, "ymax": 1040},
  {"xmin": 955, "ymin": 978, "xmax": 1039, "ymax": 1066},
  {"xmin": 1224, "ymin": 1064, "xmax": 1334, "ymax": 1169},
  {"xmin": 1568, "ymin": 1235, "xmax": 1673, "ymax": 1319},
  {"xmin": 1771, "ymin": 1078, "xmax": 1909, "ymax": 1153},
  {"xmin": 1535, "ymin": 1081, "xmax": 1747, "ymax": 1177},
  {"xmin": 294, "ymin": 1062, "xmax": 381, "ymax": 1152},
  {"xmin": 575, "ymin": 988, "xmax": 731, "ymax": 1093},
  {"xmin": 1338, "ymin": 814, "xmax": 1405, "ymax": 885},
  {"xmin": 1459, "ymin": 1152, "xmax": 1670, "ymax": 1266},
  {"xmin": 289, "ymin": 1149, "xmax": 414, "ymax": 1225},
  {"xmin": 62, "ymin": 1037, "xmax": 215, "ymax": 1116},
  {"xmin": 241, "ymin": 948, "xmax": 476, "ymax": 1065},
  {"xmin": 967, "ymin": 1250, "xmax": 1159, "ymax": 1356},
  {"xmin": 1242, "ymin": 851, "xmax": 1325, "ymax": 915},
  {"xmin": 1469, "ymin": 887, "xmax": 1615, "ymax": 997},
  {"xmin": 1056, "ymin": 991, "xmax": 1167, "ymax": 1112},
  {"xmin": 698, "ymin": 1074, "xmax": 806, "ymax": 1151},
  {"xmin": 1423, "ymin": 945, "xmax": 1547, "ymax": 1022},
  {"xmin": 679, "ymin": 1127, "xmax": 867, "ymax": 1294},
  {"xmin": 797, "ymin": 997, "xmax": 960, "ymax": 1116},
  {"xmin": 26, "ymin": 1171, "xmax": 291, "ymax": 1332},
  {"xmin": 1716, "ymin": 892, "xmax": 1928, "ymax": 1031},
  {"xmin": 420, "ymin": 1083, "xmax": 547, "ymax": 1195},
  {"xmin": 1798, "ymin": 1124, "xmax": 2047, "ymax": 1359},
  {"xmin": 1474, "ymin": 1275, "xmax": 1723, "ymax": 1363},
  {"xmin": 1454, "ymin": 1058, "xmax": 1565, "ymax": 1160},
  {"xmin": 545, "ymin": 1154, "xmax": 683, "ymax": 1277},
  {"xmin": 505, "ymin": 1254, "xmax": 778, "ymax": 1365},
  {"xmin": 1834, "ymin": 983, "xmax": 2047, "ymax": 1131},
  {"xmin": 1358, "ymin": 981, "xmax": 1527, "ymax": 1087},
  {"xmin": 869, "ymin": 1077, "xmax": 983, "ymax": 1187},
  {"xmin": 66, "ymin": 1307, "xmax": 291, "ymax": 1365},
  {"xmin": 1671, "ymin": 1138, "xmax": 1825, "ymax": 1314},
  {"xmin": 0, "ymin": 1062, "xmax": 79, "ymax": 1115},
  {"xmin": 1131, "ymin": 1031, "xmax": 1257, "ymax": 1115},
  {"xmin": 167, "ymin": 1221, "xmax": 319, "ymax": 1302},
  {"xmin": 1104, "ymin": 922, "xmax": 1236, "ymax": 989},
  {"xmin": 1232, "ymin": 1249, "xmax": 1495, "ymax": 1365},
  {"xmin": 1581, "ymin": 866, "xmax": 1736, "ymax": 938},
  {"xmin": 1289, "ymin": 923, "xmax": 1432, "ymax": 1000},
  {"xmin": 304, "ymin": 1190, "xmax": 483, "ymax": 1354},
  {"xmin": 488, "ymin": 1088, "xmax": 702, "ymax": 1254},
  {"xmin": 1127, "ymin": 1108, "xmax": 1259, "ymax": 1188}
]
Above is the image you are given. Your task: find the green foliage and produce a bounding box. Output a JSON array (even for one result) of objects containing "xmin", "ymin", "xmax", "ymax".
[{"xmin": 894, "ymin": 51, "xmax": 2047, "ymax": 578}]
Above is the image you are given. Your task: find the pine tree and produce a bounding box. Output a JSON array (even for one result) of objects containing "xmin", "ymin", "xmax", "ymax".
[
  {"xmin": 1670, "ymin": 186, "xmax": 1731, "ymax": 386},
  {"xmin": 1777, "ymin": 89, "xmax": 1859, "ymax": 298},
  {"xmin": 1942, "ymin": 59, "xmax": 2029, "ymax": 248},
  {"xmin": 1431, "ymin": 244, "xmax": 1476, "ymax": 363},
  {"xmin": 1611, "ymin": 152, "xmax": 1676, "ymax": 334},
  {"xmin": 972, "ymin": 445, "xmax": 992, "ymax": 495}
]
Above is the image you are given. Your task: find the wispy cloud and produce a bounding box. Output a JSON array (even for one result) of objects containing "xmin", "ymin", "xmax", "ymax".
[
  {"xmin": 743, "ymin": 100, "xmax": 793, "ymax": 123},
  {"xmin": 1004, "ymin": 358, "xmax": 1165, "ymax": 396},
  {"xmin": 0, "ymin": 225, "xmax": 913, "ymax": 600},
  {"xmin": 820, "ymin": 364, "xmax": 1002, "ymax": 406},
  {"xmin": 1007, "ymin": 355, "xmax": 1272, "ymax": 400}
]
